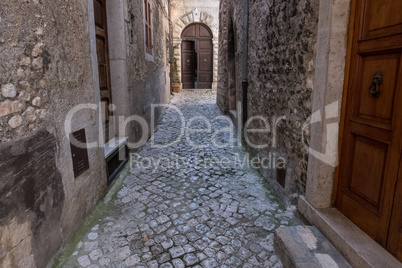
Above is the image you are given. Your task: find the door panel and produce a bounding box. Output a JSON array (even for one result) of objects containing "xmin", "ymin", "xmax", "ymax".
[
  {"xmin": 361, "ymin": 0, "xmax": 402, "ymax": 39},
  {"xmin": 357, "ymin": 53, "xmax": 400, "ymax": 124},
  {"xmin": 197, "ymin": 40, "xmax": 213, "ymax": 89},
  {"xmin": 182, "ymin": 40, "xmax": 195, "ymax": 89},
  {"xmin": 349, "ymin": 137, "xmax": 387, "ymax": 208},
  {"xmin": 94, "ymin": 0, "xmax": 112, "ymax": 142},
  {"xmin": 336, "ymin": 0, "xmax": 402, "ymax": 259}
]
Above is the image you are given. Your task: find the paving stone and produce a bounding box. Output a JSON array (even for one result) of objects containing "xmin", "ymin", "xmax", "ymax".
[
  {"xmin": 89, "ymin": 249, "xmax": 103, "ymax": 261},
  {"xmin": 115, "ymin": 246, "xmax": 131, "ymax": 261},
  {"xmin": 147, "ymin": 260, "xmax": 158, "ymax": 268},
  {"xmin": 183, "ymin": 244, "xmax": 196, "ymax": 253},
  {"xmin": 160, "ymin": 263, "xmax": 174, "ymax": 268},
  {"xmin": 158, "ymin": 252, "xmax": 171, "ymax": 264},
  {"xmin": 172, "ymin": 235, "xmax": 188, "ymax": 245},
  {"xmin": 224, "ymin": 256, "xmax": 242, "ymax": 267},
  {"xmin": 99, "ymin": 257, "xmax": 110, "ymax": 266},
  {"xmin": 169, "ymin": 246, "xmax": 185, "ymax": 258},
  {"xmin": 201, "ymin": 258, "xmax": 219, "ymax": 268},
  {"xmin": 125, "ymin": 255, "xmax": 141, "ymax": 266},
  {"xmin": 77, "ymin": 255, "xmax": 91, "ymax": 267},
  {"xmin": 183, "ymin": 253, "xmax": 199, "ymax": 266},
  {"xmin": 172, "ymin": 258, "xmax": 185, "ymax": 268},
  {"xmin": 161, "ymin": 239, "xmax": 174, "ymax": 249}
]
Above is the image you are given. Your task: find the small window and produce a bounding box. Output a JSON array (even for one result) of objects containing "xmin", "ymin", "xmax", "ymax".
[{"xmin": 144, "ymin": 0, "xmax": 153, "ymax": 56}]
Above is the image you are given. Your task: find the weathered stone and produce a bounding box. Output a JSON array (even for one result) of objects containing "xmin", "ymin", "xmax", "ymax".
[
  {"xmin": 18, "ymin": 81, "xmax": 31, "ymax": 91},
  {"xmin": 77, "ymin": 255, "xmax": 91, "ymax": 267},
  {"xmin": 115, "ymin": 246, "xmax": 131, "ymax": 261},
  {"xmin": 32, "ymin": 58, "xmax": 43, "ymax": 69},
  {"xmin": 31, "ymin": 97, "xmax": 41, "ymax": 107},
  {"xmin": 8, "ymin": 115, "xmax": 23, "ymax": 128},
  {"xmin": 32, "ymin": 43, "xmax": 44, "ymax": 57},
  {"xmin": 169, "ymin": 246, "xmax": 185, "ymax": 258},
  {"xmin": 89, "ymin": 249, "xmax": 102, "ymax": 261},
  {"xmin": 1, "ymin": 84, "xmax": 17, "ymax": 98},
  {"xmin": 183, "ymin": 253, "xmax": 199, "ymax": 266},
  {"xmin": 19, "ymin": 57, "xmax": 31, "ymax": 66},
  {"xmin": 201, "ymin": 258, "xmax": 219, "ymax": 268},
  {"xmin": 172, "ymin": 258, "xmax": 185, "ymax": 268},
  {"xmin": 125, "ymin": 255, "xmax": 140, "ymax": 266},
  {"xmin": 35, "ymin": 109, "xmax": 46, "ymax": 120}
]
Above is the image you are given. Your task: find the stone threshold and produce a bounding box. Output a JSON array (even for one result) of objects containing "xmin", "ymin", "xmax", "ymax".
[
  {"xmin": 298, "ymin": 196, "xmax": 402, "ymax": 268},
  {"xmin": 274, "ymin": 225, "xmax": 352, "ymax": 268}
]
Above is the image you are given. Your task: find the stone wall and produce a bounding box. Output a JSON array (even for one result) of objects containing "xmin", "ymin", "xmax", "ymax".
[
  {"xmin": 0, "ymin": 0, "xmax": 171, "ymax": 267},
  {"xmin": 170, "ymin": 0, "xmax": 220, "ymax": 90},
  {"xmin": 125, "ymin": 0, "xmax": 171, "ymax": 143},
  {"xmin": 0, "ymin": 1, "xmax": 107, "ymax": 267},
  {"xmin": 218, "ymin": 0, "xmax": 320, "ymax": 200}
]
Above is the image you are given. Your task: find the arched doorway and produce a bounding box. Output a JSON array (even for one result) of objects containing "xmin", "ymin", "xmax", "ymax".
[{"xmin": 181, "ymin": 23, "xmax": 213, "ymax": 89}]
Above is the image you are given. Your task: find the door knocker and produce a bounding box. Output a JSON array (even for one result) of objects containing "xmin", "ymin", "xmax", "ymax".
[
  {"xmin": 369, "ymin": 72, "xmax": 383, "ymax": 99},
  {"xmin": 187, "ymin": 59, "xmax": 191, "ymax": 66},
  {"xmin": 203, "ymin": 58, "xmax": 207, "ymax": 64}
]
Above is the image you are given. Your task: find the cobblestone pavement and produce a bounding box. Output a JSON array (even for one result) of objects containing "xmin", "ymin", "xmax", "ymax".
[{"xmin": 61, "ymin": 91, "xmax": 302, "ymax": 268}]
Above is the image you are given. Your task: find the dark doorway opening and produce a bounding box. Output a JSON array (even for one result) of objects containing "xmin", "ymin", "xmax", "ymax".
[
  {"xmin": 181, "ymin": 23, "xmax": 213, "ymax": 89},
  {"xmin": 228, "ymin": 17, "xmax": 237, "ymax": 116}
]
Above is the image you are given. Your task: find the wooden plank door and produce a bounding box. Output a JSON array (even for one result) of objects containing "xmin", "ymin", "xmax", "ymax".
[
  {"xmin": 388, "ymin": 156, "xmax": 402, "ymax": 259},
  {"xmin": 336, "ymin": 0, "xmax": 402, "ymax": 259},
  {"xmin": 181, "ymin": 23, "xmax": 213, "ymax": 89},
  {"xmin": 182, "ymin": 40, "xmax": 196, "ymax": 89},
  {"xmin": 94, "ymin": 0, "xmax": 112, "ymax": 142},
  {"xmin": 196, "ymin": 25, "xmax": 213, "ymax": 89}
]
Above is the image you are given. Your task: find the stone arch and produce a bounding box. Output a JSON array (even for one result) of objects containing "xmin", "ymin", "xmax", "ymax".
[{"xmin": 173, "ymin": 9, "xmax": 218, "ymax": 90}]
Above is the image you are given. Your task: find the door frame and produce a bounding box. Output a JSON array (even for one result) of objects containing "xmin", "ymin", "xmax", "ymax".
[{"xmin": 172, "ymin": 9, "xmax": 219, "ymax": 90}]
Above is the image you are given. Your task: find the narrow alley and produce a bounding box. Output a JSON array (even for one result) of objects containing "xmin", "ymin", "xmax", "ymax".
[
  {"xmin": 58, "ymin": 91, "xmax": 301, "ymax": 268},
  {"xmin": 1, "ymin": 0, "xmax": 401, "ymax": 267}
]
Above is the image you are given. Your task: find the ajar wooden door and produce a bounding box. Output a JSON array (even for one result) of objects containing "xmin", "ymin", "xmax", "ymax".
[
  {"xmin": 336, "ymin": 0, "xmax": 402, "ymax": 260},
  {"xmin": 94, "ymin": 0, "xmax": 113, "ymax": 142},
  {"xmin": 182, "ymin": 40, "xmax": 196, "ymax": 89},
  {"xmin": 181, "ymin": 23, "xmax": 213, "ymax": 89}
]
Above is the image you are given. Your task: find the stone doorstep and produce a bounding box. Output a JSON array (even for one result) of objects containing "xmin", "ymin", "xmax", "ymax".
[
  {"xmin": 274, "ymin": 225, "xmax": 352, "ymax": 268},
  {"xmin": 298, "ymin": 196, "xmax": 402, "ymax": 268}
]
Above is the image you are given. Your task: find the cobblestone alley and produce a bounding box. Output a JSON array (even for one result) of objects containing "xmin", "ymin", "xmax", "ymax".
[{"xmin": 58, "ymin": 91, "xmax": 303, "ymax": 268}]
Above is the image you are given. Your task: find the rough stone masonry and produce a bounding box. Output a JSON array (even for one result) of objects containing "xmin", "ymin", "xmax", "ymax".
[{"xmin": 217, "ymin": 0, "xmax": 319, "ymax": 200}]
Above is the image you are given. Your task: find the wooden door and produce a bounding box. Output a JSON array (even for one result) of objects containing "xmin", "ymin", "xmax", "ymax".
[
  {"xmin": 94, "ymin": 0, "xmax": 112, "ymax": 142},
  {"xmin": 181, "ymin": 23, "xmax": 213, "ymax": 89},
  {"xmin": 182, "ymin": 40, "xmax": 196, "ymax": 89},
  {"xmin": 336, "ymin": 0, "xmax": 402, "ymax": 260}
]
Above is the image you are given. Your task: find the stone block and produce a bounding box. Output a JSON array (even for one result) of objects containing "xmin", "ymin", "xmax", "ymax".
[
  {"xmin": 1, "ymin": 84, "xmax": 17, "ymax": 98},
  {"xmin": 274, "ymin": 226, "xmax": 352, "ymax": 268},
  {"xmin": 8, "ymin": 115, "xmax": 23, "ymax": 128}
]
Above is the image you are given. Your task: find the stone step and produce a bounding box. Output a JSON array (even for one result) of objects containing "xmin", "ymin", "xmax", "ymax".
[{"xmin": 274, "ymin": 226, "xmax": 352, "ymax": 268}]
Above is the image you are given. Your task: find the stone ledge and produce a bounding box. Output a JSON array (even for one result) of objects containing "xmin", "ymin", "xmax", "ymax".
[
  {"xmin": 104, "ymin": 136, "xmax": 128, "ymax": 159},
  {"xmin": 298, "ymin": 196, "xmax": 402, "ymax": 268},
  {"xmin": 275, "ymin": 225, "xmax": 352, "ymax": 268}
]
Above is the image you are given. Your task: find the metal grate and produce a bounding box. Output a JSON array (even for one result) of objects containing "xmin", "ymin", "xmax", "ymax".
[{"xmin": 70, "ymin": 129, "xmax": 90, "ymax": 178}]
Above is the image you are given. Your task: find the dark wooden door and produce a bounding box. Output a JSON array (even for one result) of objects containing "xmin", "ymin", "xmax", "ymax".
[
  {"xmin": 182, "ymin": 40, "xmax": 196, "ymax": 89},
  {"xmin": 336, "ymin": 0, "xmax": 402, "ymax": 260},
  {"xmin": 94, "ymin": 0, "xmax": 112, "ymax": 142},
  {"xmin": 181, "ymin": 23, "xmax": 213, "ymax": 89}
]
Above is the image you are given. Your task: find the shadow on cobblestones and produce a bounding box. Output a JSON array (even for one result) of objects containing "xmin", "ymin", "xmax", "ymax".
[{"xmin": 55, "ymin": 91, "xmax": 303, "ymax": 268}]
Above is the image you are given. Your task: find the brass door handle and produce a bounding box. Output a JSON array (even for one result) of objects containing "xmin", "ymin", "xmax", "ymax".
[{"xmin": 369, "ymin": 72, "xmax": 383, "ymax": 99}]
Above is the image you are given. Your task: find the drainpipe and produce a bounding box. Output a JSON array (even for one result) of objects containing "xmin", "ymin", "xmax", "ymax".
[
  {"xmin": 241, "ymin": 0, "xmax": 249, "ymax": 137},
  {"xmin": 168, "ymin": 0, "xmax": 174, "ymax": 95}
]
